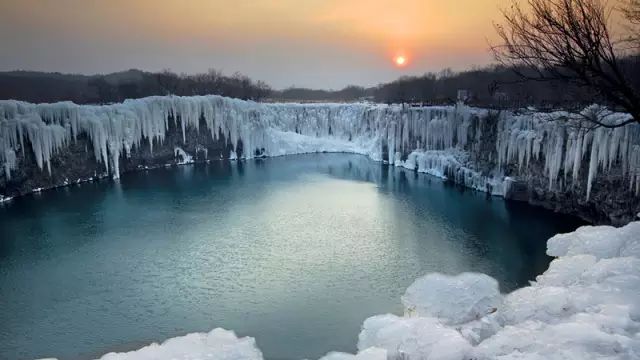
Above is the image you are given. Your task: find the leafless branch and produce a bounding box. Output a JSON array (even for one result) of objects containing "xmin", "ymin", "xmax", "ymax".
[{"xmin": 492, "ymin": 0, "xmax": 640, "ymax": 127}]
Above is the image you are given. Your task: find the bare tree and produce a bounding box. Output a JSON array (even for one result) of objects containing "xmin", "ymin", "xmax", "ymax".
[
  {"xmin": 493, "ymin": 0, "xmax": 640, "ymax": 127},
  {"xmin": 623, "ymin": 0, "xmax": 640, "ymax": 24},
  {"xmin": 622, "ymin": 0, "xmax": 640, "ymax": 46},
  {"xmin": 156, "ymin": 69, "xmax": 180, "ymax": 95}
]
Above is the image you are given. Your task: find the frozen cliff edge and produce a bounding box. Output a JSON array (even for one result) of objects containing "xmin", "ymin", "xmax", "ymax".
[
  {"xmin": 38, "ymin": 221, "xmax": 640, "ymax": 360},
  {"xmin": 1, "ymin": 95, "xmax": 639, "ymax": 223}
]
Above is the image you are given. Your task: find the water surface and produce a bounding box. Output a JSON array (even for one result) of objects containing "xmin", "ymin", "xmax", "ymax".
[{"xmin": 0, "ymin": 154, "xmax": 584, "ymax": 360}]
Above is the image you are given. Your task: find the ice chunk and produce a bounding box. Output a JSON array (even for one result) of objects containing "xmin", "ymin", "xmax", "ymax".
[
  {"xmin": 473, "ymin": 319, "xmax": 636, "ymax": 360},
  {"xmin": 457, "ymin": 312, "xmax": 502, "ymax": 345},
  {"xmin": 318, "ymin": 347, "xmax": 386, "ymax": 360},
  {"xmin": 174, "ymin": 147, "xmax": 194, "ymax": 165},
  {"xmin": 401, "ymin": 273, "xmax": 502, "ymax": 325},
  {"xmin": 500, "ymin": 286, "xmax": 577, "ymax": 325},
  {"xmin": 358, "ymin": 314, "xmax": 472, "ymax": 360},
  {"xmin": 547, "ymin": 222, "xmax": 640, "ymax": 259},
  {"xmin": 96, "ymin": 328, "xmax": 262, "ymax": 360},
  {"xmin": 534, "ymin": 255, "xmax": 598, "ymax": 286}
]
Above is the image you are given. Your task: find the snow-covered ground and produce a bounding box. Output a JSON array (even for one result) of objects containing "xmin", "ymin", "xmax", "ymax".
[
  {"xmin": 43, "ymin": 220, "xmax": 637, "ymax": 360},
  {"xmin": 2, "ymin": 96, "xmax": 639, "ymax": 199}
]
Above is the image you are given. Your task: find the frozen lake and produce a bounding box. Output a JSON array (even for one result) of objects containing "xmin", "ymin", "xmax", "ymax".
[{"xmin": 0, "ymin": 154, "xmax": 584, "ymax": 360}]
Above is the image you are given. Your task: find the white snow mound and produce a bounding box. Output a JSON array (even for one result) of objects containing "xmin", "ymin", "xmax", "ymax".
[
  {"xmin": 96, "ymin": 328, "xmax": 262, "ymax": 360},
  {"xmin": 358, "ymin": 314, "xmax": 472, "ymax": 360},
  {"xmin": 317, "ymin": 347, "xmax": 387, "ymax": 360},
  {"xmin": 547, "ymin": 221, "xmax": 640, "ymax": 259},
  {"xmin": 359, "ymin": 221, "xmax": 640, "ymax": 360},
  {"xmin": 401, "ymin": 272, "xmax": 502, "ymax": 325}
]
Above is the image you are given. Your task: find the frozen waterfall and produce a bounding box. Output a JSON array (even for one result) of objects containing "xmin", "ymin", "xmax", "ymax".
[
  {"xmin": 1, "ymin": 95, "xmax": 639, "ymax": 199},
  {"xmin": 496, "ymin": 106, "xmax": 640, "ymax": 199}
]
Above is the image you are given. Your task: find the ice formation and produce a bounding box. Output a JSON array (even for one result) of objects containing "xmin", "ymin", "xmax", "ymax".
[
  {"xmin": 94, "ymin": 328, "xmax": 262, "ymax": 360},
  {"xmin": 496, "ymin": 106, "xmax": 640, "ymax": 199},
  {"xmin": 356, "ymin": 221, "xmax": 640, "ymax": 360},
  {"xmin": 1, "ymin": 96, "xmax": 639, "ymax": 199},
  {"xmin": 174, "ymin": 147, "xmax": 194, "ymax": 165},
  {"xmin": 401, "ymin": 273, "xmax": 502, "ymax": 325},
  {"xmin": 358, "ymin": 315, "xmax": 473, "ymax": 360},
  {"xmin": 399, "ymin": 149, "xmax": 507, "ymax": 195},
  {"xmin": 317, "ymin": 348, "xmax": 387, "ymax": 360}
]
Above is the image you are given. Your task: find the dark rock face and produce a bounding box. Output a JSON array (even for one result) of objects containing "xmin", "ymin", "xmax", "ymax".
[
  {"xmin": 498, "ymin": 158, "xmax": 640, "ymax": 225},
  {"xmin": 511, "ymin": 161, "xmax": 639, "ymax": 226},
  {"xmin": 464, "ymin": 112, "xmax": 640, "ymax": 226}
]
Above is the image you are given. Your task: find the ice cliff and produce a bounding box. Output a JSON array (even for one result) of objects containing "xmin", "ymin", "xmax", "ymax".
[
  {"xmin": 1, "ymin": 95, "xmax": 639, "ymax": 222},
  {"xmin": 42, "ymin": 220, "xmax": 639, "ymax": 360}
]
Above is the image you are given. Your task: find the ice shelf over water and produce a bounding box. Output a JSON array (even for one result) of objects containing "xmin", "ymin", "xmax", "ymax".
[
  {"xmin": 40, "ymin": 221, "xmax": 639, "ymax": 360},
  {"xmin": 1, "ymin": 96, "xmax": 639, "ymax": 199}
]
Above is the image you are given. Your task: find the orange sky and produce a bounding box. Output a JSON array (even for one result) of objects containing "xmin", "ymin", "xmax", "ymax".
[{"xmin": 0, "ymin": 0, "xmax": 620, "ymax": 89}]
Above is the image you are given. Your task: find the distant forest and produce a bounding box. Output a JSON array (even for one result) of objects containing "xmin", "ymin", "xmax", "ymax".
[
  {"xmin": 0, "ymin": 69, "xmax": 271, "ymax": 104},
  {"xmin": 278, "ymin": 57, "xmax": 640, "ymax": 111},
  {"xmin": 1, "ymin": 57, "xmax": 639, "ymax": 110}
]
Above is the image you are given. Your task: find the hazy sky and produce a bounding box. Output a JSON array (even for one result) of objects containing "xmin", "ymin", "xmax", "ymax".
[{"xmin": 0, "ymin": 0, "xmax": 510, "ymax": 89}]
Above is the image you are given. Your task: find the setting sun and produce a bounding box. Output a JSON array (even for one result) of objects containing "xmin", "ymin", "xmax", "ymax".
[{"xmin": 394, "ymin": 56, "xmax": 407, "ymax": 66}]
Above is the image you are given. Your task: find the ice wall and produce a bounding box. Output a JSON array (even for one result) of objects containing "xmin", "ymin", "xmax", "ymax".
[
  {"xmin": 496, "ymin": 106, "xmax": 640, "ymax": 199},
  {"xmin": 1, "ymin": 96, "xmax": 639, "ymax": 202},
  {"xmin": 0, "ymin": 96, "xmax": 480, "ymax": 183}
]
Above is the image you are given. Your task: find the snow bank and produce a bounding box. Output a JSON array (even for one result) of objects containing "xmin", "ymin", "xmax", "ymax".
[
  {"xmin": 318, "ymin": 347, "xmax": 387, "ymax": 360},
  {"xmin": 547, "ymin": 222, "xmax": 640, "ymax": 259},
  {"xmin": 401, "ymin": 273, "xmax": 502, "ymax": 325},
  {"xmin": 95, "ymin": 328, "xmax": 261, "ymax": 360},
  {"xmin": 358, "ymin": 315, "xmax": 473, "ymax": 360},
  {"xmin": 357, "ymin": 221, "xmax": 640, "ymax": 360},
  {"xmin": 2, "ymin": 96, "xmax": 638, "ymax": 199}
]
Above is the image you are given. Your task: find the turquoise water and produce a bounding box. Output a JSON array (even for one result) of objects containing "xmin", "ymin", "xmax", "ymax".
[{"xmin": 0, "ymin": 154, "xmax": 583, "ymax": 360}]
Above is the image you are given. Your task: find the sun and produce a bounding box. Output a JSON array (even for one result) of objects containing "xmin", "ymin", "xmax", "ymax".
[{"xmin": 394, "ymin": 56, "xmax": 407, "ymax": 67}]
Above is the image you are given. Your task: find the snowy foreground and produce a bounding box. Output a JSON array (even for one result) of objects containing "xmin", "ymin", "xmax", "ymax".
[
  {"xmin": 1, "ymin": 95, "xmax": 639, "ymax": 200},
  {"xmin": 38, "ymin": 221, "xmax": 639, "ymax": 360}
]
